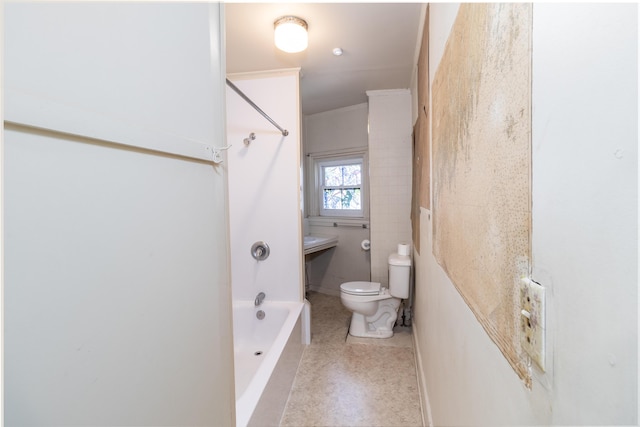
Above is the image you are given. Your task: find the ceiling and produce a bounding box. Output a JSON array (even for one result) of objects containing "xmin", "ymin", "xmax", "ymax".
[{"xmin": 225, "ymin": 3, "xmax": 425, "ymax": 116}]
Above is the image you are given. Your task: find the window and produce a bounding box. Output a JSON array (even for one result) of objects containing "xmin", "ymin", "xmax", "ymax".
[{"xmin": 307, "ymin": 150, "xmax": 368, "ymax": 218}]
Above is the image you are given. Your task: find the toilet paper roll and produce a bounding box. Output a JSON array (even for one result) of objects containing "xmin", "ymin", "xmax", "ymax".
[
  {"xmin": 361, "ymin": 239, "xmax": 371, "ymax": 251},
  {"xmin": 397, "ymin": 243, "xmax": 410, "ymax": 256}
]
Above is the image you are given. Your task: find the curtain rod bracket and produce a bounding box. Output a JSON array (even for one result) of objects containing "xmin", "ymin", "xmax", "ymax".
[{"xmin": 208, "ymin": 145, "xmax": 232, "ymax": 164}]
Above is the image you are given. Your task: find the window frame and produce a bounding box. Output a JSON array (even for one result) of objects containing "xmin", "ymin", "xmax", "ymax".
[{"xmin": 306, "ymin": 149, "xmax": 369, "ymax": 219}]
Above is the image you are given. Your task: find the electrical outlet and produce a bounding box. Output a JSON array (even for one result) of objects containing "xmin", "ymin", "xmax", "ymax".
[{"xmin": 520, "ymin": 278, "xmax": 545, "ymax": 371}]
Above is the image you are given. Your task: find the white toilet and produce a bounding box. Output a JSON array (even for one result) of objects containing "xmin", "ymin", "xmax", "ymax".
[{"xmin": 340, "ymin": 244, "xmax": 411, "ymax": 338}]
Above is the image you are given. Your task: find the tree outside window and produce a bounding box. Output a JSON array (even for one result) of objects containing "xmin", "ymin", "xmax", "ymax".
[{"xmin": 318, "ymin": 157, "xmax": 364, "ymax": 217}]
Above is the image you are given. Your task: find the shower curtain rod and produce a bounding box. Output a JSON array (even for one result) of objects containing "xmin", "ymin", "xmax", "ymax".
[{"xmin": 226, "ymin": 78, "xmax": 289, "ymax": 137}]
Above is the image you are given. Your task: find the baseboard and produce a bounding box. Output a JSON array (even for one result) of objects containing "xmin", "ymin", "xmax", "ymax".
[
  {"xmin": 412, "ymin": 323, "xmax": 433, "ymax": 427},
  {"xmin": 308, "ymin": 284, "xmax": 341, "ymax": 297}
]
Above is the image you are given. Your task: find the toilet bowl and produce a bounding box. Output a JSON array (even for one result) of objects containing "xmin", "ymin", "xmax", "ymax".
[
  {"xmin": 340, "ymin": 281, "xmax": 401, "ymax": 338},
  {"xmin": 339, "ymin": 245, "xmax": 411, "ymax": 339}
]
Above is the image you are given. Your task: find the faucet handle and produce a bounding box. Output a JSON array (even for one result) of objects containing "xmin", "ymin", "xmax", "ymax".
[{"xmin": 251, "ymin": 241, "xmax": 270, "ymax": 261}]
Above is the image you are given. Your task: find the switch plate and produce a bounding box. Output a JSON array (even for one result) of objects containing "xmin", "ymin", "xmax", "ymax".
[{"xmin": 520, "ymin": 279, "xmax": 545, "ymax": 371}]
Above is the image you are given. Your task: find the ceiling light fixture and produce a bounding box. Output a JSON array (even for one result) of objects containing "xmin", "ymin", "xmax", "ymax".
[
  {"xmin": 332, "ymin": 47, "xmax": 343, "ymax": 56},
  {"xmin": 274, "ymin": 16, "xmax": 308, "ymax": 53}
]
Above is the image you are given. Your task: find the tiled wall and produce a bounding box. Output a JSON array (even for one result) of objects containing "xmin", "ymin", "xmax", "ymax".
[
  {"xmin": 303, "ymin": 104, "xmax": 371, "ymax": 295},
  {"xmin": 367, "ymin": 90, "xmax": 413, "ymax": 286}
]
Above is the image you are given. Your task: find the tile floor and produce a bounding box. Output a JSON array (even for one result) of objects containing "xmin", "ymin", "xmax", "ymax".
[{"xmin": 280, "ymin": 292, "xmax": 423, "ymax": 427}]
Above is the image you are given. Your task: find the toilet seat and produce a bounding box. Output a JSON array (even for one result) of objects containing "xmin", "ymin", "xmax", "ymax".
[
  {"xmin": 340, "ymin": 281, "xmax": 391, "ymax": 305},
  {"xmin": 340, "ymin": 281, "xmax": 381, "ymax": 296}
]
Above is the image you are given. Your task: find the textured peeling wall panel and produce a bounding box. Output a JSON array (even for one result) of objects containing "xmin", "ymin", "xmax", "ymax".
[
  {"xmin": 432, "ymin": 3, "xmax": 532, "ymax": 384},
  {"xmin": 411, "ymin": 118, "xmax": 423, "ymax": 253},
  {"xmin": 418, "ymin": 6, "xmax": 431, "ymax": 211},
  {"xmin": 412, "ymin": 8, "xmax": 431, "ymax": 252}
]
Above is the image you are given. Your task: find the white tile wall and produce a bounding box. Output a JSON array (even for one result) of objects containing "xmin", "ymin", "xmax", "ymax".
[
  {"xmin": 303, "ymin": 103, "xmax": 371, "ymax": 294},
  {"xmin": 367, "ymin": 90, "xmax": 413, "ymax": 286}
]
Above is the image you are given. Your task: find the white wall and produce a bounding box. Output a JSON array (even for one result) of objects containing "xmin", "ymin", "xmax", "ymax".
[
  {"xmin": 304, "ymin": 103, "xmax": 371, "ymax": 295},
  {"xmin": 303, "ymin": 94, "xmax": 414, "ymax": 294},
  {"xmin": 414, "ymin": 3, "xmax": 638, "ymax": 426},
  {"xmin": 410, "ymin": 4, "xmax": 428, "ymax": 126},
  {"xmin": 4, "ymin": 3, "xmax": 234, "ymax": 425},
  {"xmin": 5, "ymin": 3, "xmax": 222, "ymax": 147},
  {"xmin": 304, "ymin": 103, "xmax": 368, "ymax": 157},
  {"xmin": 367, "ymin": 90, "xmax": 413, "ymax": 287},
  {"xmin": 227, "ymin": 70, "xmax": 303, "ymax": 302},
  {"xmin": 530, "ymin": 4, "xmax": 638, "ymax": 423}
]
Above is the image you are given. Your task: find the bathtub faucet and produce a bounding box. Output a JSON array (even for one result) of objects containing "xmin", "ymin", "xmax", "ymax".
[{"xmin": 255, "ymin": 292, "xmax": 266, "ymax": 306}]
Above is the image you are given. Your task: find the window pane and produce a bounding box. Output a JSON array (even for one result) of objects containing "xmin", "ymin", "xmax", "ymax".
[
  {"xmin": 323, "ymin": 189, "xmax": 343, "ymax": 209},
  {"xmin": 323, "ymin": 166, "xmax": 343, "ymax": 186},
  {"xmin": 323, "ymin": 164, "xmax": 361, "ymax": 187},
  {"xmin": 342, "ymin": 165, "xmax": 361, "ymax": 186},
  {"xmin": 323, "ymin": 189, "xmax": 361, "ymax": 210},
  {"xmin": 315, "ymin": 154, "xmax": 365, "ymax": 217},
  {"xmin": 342, "ymin": 189, "xmax": 361, "ymax": 209}
]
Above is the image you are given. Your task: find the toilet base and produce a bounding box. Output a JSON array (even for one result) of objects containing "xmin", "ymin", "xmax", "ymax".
[{"xmin": 347, "ymin": 298, "xmax": 401, "ymax": 339}]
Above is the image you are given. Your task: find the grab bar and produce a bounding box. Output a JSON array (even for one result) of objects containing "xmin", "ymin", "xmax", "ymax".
[
  {"xmin": 226, "ymin": 78, "xmax": 289, "ymax": 137},
  {"xmin": 333, "ymin": 222, "xmax": 368, "ymax": 229}
]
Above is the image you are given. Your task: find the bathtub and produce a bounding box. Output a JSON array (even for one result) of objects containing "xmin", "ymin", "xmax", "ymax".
[{"xmin": 233, "ymin": 300, "xmax": 305, "ymax": 427}]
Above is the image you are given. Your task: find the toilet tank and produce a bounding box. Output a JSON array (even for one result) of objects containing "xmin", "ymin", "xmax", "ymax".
[{"xmin": 388, "ymin": 253, "xmax": 411, "ymax": 299}]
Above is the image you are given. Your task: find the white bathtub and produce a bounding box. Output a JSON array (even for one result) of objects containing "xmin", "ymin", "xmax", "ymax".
[{"xmin": 233, "ymin": 300, "xmax": 305, "ymax": 427}]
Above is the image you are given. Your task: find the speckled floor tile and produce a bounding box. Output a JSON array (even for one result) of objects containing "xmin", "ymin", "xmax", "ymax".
[
  {"xmin": 306, "ymin": 291, "xmax": 352, "ymax": 347},
  {"xmin": 281, "ymin": 292, "xmax": 423, "ymax": 427},
  {"xmin": 346, "ymin": 326, "xmax": 414, "ymax": 348}
]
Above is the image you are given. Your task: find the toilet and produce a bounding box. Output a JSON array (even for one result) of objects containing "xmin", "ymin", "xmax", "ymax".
[{"xmin": 340, "ymin": 244, "xmax": 411, "ymax": 338}]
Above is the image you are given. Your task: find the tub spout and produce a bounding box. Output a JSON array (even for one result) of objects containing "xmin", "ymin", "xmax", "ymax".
[{"xmin": 255, "ymin": 292, "xmax": 266, "ymax": 306}]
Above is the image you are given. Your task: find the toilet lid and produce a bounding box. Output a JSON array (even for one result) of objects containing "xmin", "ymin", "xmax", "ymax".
[{"xmin": 340, "ymin": 281, "xmax": 381, "ymax": 296}]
